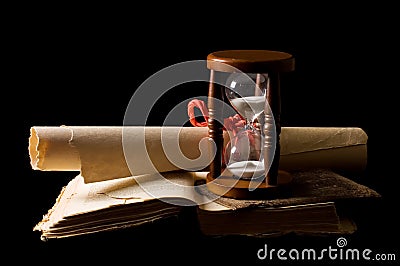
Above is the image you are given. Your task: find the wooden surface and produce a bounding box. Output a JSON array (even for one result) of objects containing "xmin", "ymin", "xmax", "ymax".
[
  {"xmin": 207, "ymin": 50, "xmax": 295, "ymax": 73},
  {"xmin": 207, "ymin": 70, "xmax": 225, "ymax": 178},
  {"xmin": 266, "ymin": 72, "xmax": 281, "ymax": 185},
  {"xmin": 206, "ymin": 170, "xmax": 293, "ymax": 199}
]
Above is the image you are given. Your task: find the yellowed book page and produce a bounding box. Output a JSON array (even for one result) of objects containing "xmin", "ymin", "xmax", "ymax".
[{"xmin": 34, "ymin": 171, "xmax": 202, "ymax": 236}]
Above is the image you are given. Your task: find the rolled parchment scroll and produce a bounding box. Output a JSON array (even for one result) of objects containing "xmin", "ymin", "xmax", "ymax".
[{"xmin": 29, "ymin": 126, "xmax": 367, "ymax": 183}]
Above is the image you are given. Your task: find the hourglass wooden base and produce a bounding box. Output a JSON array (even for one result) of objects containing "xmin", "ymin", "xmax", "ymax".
[{"xmin": 206, "ymin": 170, "xmax": 293, "ymax": 199}]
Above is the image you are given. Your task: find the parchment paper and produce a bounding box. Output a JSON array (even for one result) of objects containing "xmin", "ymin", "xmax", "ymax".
[{"xmin": 29, "ymin": 126, "xmax": 367, "ymax": 183}]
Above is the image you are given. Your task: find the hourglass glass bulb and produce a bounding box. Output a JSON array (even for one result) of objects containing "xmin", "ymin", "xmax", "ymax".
[
  {"xmin": 224, "ymin": 127, "xmax": 265, "ymax": 179},
  {"xmin": 224, "ymin": 72, "xmax": 268, "ymax": 180}
]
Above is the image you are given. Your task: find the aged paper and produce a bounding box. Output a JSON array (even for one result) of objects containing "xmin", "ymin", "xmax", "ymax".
[
  {"xmin": 33, "ymin": 171, "xmax": 199, "ymax": 239},
  {"xmin": 279, "ymin": 127, "xmax": 368, "ymax": 173},
  {"xmin": 30, "ymin": 126, "xmax": 214, "ymax": 183},
  {"xmin": 29, "ymin": 126, "xmax": 367, "ymax": 183},
  {"xmin": 34, "ymin": 170, "xmax": 367, "ymax": 239}
]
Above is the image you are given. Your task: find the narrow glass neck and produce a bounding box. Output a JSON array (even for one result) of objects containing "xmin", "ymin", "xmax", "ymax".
[{"xmin": 245, "ymin": 115, "xmax": 262, "ymax": 132}]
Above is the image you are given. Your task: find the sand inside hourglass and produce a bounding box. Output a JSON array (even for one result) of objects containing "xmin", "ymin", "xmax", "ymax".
[
  {"xmin": 230, "ymin": 96, "xmax": 265, "ymax": 119},
  {"xmin": 227, "ymin": 160, "xmax": 265, "ymax": 179}
]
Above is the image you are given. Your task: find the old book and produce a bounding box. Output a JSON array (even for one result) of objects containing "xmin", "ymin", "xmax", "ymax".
[
  {"xmin": 195, "ymin": 168, "xmax": 380, "ymax": 237},
  {"xmin": 197, "ymin": 201, "xmax": 355, "ymax": 237},
  {"xmin": 33, "ymin": 169, "xmax": 380, "ymax": 240}
]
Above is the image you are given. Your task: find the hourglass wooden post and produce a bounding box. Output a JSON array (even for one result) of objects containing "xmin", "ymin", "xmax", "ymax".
[{"xmin": 206, "ymin": 50, "xmax": 295, "ymax": 199}]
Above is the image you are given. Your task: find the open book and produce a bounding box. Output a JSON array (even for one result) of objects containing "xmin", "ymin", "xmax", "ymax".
[{"xmin": 34, "ymin": 169, "xmax": 380, "ymax": 240}]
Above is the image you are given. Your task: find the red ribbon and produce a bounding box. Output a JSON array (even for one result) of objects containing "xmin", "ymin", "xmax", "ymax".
[
  {"xmin": 187, "ymin": 99, "xmax": 209, "ymax": 127},
  {"xmin": 187, "ymin": 99, "xmax": 246, "ymax": 137}
]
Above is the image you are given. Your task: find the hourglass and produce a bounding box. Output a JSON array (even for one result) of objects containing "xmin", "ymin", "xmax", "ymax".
[{"xmin": 206, "ymin": 50, "xmax": 295, "ymax": 199}]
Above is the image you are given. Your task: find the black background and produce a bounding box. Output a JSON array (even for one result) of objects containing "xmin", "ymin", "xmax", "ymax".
[{"xmin": 8, "ymin": 3, "xmax": 399, "ymax": 265}]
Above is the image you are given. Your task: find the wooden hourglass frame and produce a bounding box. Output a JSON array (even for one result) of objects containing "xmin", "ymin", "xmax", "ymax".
[{"xmin": 206, "ymin": 50, "xmax": 295, "ymax": 199}]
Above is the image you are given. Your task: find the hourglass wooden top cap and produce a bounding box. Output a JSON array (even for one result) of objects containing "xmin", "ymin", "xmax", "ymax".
[{"xmin": 207, "ymin": 50, "xmax": 295, "ymax": 73}]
